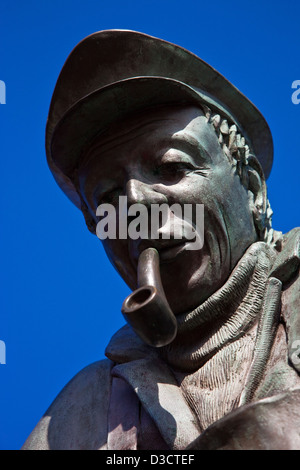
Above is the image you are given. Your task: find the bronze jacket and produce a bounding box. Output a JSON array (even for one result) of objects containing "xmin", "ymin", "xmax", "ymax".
[{"xmin": 22, "ymin": 229, "xmax": 300, "ymax": 450}]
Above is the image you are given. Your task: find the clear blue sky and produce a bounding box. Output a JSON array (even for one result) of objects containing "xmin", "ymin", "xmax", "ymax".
[{"xmin": 0, "ymin": 0, "xmax": 299, "ymax": 450}]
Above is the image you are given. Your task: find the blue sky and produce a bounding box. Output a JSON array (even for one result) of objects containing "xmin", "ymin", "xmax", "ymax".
[{"xmin": 0, "ymin": 0, "xmax": 299, "ymax": 450}]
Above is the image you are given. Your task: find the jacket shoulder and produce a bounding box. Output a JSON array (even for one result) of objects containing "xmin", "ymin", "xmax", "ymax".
[
  {"xmin": 271, "ymin": 228, "xmax": 300, "ymax": 284},
  {"xmin": 22, "ymin": 359, "xmax": 113, "ymax": 450}
]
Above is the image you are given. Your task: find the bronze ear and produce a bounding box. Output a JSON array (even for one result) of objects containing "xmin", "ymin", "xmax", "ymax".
[{"xmin": 246, "ymin": 155, "xmax": 270, "ymax": 239}]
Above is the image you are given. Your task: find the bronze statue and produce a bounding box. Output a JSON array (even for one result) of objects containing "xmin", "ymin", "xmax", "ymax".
[{"xmin": 22, "ymin": 30, "xmax": 300, "ymax": 450}]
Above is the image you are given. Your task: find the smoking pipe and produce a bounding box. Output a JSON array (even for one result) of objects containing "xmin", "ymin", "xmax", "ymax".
[{"xmin": 121, "ymin": 247, "xmax": 178, "ymax": 347}]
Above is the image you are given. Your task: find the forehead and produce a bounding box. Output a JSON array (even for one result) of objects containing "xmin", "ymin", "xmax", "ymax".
[{"xmin": 80, "ymin": 105, "xmax": 207, "ymax": 169}]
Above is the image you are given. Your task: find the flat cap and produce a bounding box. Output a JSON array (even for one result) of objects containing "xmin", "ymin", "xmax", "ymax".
[{"xmin": 46, "ymin": 29, "xmax": 273, "ymax": 208}]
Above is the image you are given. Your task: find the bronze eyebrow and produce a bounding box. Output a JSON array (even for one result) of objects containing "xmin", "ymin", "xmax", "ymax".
[{"xmin": 169, "ymin": 135, "xmax": 212, "ymax": 164}]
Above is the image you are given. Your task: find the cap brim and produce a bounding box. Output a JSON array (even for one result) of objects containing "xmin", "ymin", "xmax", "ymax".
[{"xmin": 49, "ymin": 76, "xmax": 272, "ymax": 208}]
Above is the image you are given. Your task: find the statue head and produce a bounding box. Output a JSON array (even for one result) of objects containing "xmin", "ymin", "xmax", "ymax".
[{"xmin": 46, "ymin": 30, "xmax": 274, "ymax": 314}]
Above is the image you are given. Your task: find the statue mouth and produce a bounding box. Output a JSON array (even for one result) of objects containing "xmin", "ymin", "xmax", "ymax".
[
  {"xmin": 131, "ymin": 238, "xmax": 191, "ymax": 267},
  {"xmin": 158, "ymin": 240, "xmax": 189, "ymax": 263}
]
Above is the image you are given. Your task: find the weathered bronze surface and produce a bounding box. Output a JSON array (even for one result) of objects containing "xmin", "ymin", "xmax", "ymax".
[{"xmin": 22, "ymin": 30, "xmax": 300, "ymax": 450}]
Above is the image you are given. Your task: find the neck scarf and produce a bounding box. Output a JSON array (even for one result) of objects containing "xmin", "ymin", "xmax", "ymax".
[{"xmin": 159, "ymin": 241, "xmax": 277, "ymax": 372}]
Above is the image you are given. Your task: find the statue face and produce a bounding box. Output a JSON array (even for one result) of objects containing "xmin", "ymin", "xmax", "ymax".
[{"xmin": 78, "ymin": 105, "xmax": 258, "ymax": 314}]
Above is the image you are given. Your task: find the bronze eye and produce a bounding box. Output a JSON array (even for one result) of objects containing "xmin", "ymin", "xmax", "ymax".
[{"xmin": 155, "ymin": 161, "xmax": 194, "ymax": 181}]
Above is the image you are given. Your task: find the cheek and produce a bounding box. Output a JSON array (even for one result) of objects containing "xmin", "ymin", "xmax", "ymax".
[
  {"xmin": 78, "ymin": 177, "xmax": 98, "ymax": 219},
  {"xmin": 170, "ymin": 171, "xmax": 225, "ymax": 208},
  {"xmin": 219, "ymin": 172, "xmax": 251, "ymax": 217},
  {"xmin": 102, "ymin": 239, "xmax": 137, "ymax": 289},
  {"xmin": 199, "ymin": 165, "xmax": 246, "ymax": 212},
  {"xmin": 102, "ymin": 238, "xmax": 126, "ymax": 268}
]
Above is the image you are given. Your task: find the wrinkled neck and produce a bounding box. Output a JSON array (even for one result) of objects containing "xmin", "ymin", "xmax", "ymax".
[{"xmin": 158, "ymin": 241, "xmax": 277, "ymax": 372}]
